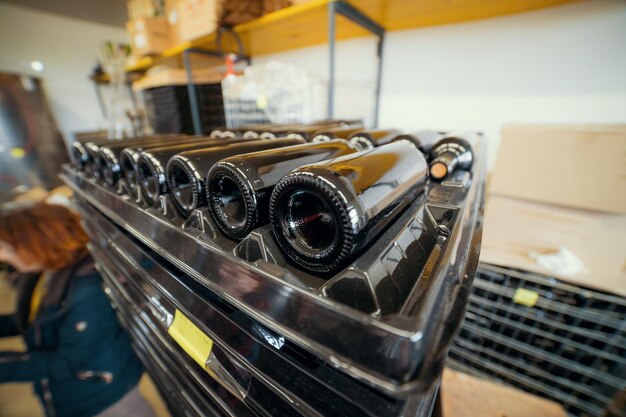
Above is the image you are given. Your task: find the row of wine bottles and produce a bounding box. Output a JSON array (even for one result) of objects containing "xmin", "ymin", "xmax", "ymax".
[{"xmin": 72, "ymin": 121, "xmax": 475, "ymax": 275}]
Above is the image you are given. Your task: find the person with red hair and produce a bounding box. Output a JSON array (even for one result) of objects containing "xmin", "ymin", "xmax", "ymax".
[{"xmin": 0, "ymin": 202, "xmax": 155, "ymax": 417}]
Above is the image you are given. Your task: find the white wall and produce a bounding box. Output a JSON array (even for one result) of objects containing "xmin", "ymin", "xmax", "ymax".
[
  {"xmin": 255, "ymin": 0, "xmax": 626, "ymax": 168},
  {"xmin": 1, "ymin": 0, "xmax": 624, "ymax": 165},
  {"xmin": 0, "ymin": 3, "xmax": 128, "ymax": 143}
]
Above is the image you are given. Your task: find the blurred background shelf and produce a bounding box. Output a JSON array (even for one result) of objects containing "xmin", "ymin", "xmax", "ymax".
[{"xmin": 125, "ymin": 0, "xmax": 578, "ymax": 72}]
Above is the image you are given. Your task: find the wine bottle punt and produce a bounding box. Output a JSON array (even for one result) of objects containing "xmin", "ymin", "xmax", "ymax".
[
  {"xmin": 98, "ymin": 135, "xmax": 190, "ymax": 187},
  {"xmin": 207, "ymin": 139, "xmax": 358, "ymax": 240},
  {"xmin": 269, "ymin": 140, "xmax": 428, "ymax": 274},
  {"xmin": 71, "ymin": 135, "xmax": 109, "ymax": 169},
  {"xmin": 286, "ymin": 122, "xmax": 362, "ymax": 142},
  {"xmin": 166, "ymin": 138, "xmax": 305, "ymax": 217},
  {"xmin": 209, "ymin": 128, "xmax": 239, "ymax": 139},
  {"xmin": 428, "ymin": 133, "xmax": 474, "ymax": 181},
  {"xmin": 135, "ymin": 138, "xmax": 249, "ymax": 205},
  {"xmin": 83, "ymin": 136, "xmax": 178, "ymax": 178},
  {"xmin": 259, "ymin": 120, "xmax": 354, "ymax": 139},
  {"xmin": 121, "ymin": 137, "xmax": 204, "ymax": 190},
  {"xmin": 258, "ymin": 124, "xmax": 307, "ymax": 139}
]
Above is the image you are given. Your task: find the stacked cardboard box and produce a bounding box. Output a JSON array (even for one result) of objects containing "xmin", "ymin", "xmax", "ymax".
[
  {"xmin": 127, "ymin": 0, "xmax": 297, "ymax": 57},
  {"xmin": 127, "ymin": 17, "xmax": 171, "ymax": 57},
  {"xmin": 481, "ymin": 124, "xmax": 626, "ymax": 296}
]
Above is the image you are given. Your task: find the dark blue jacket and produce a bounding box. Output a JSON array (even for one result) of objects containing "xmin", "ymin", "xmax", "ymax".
[{"xmin": 0, "ymin": 253, "xmax": 143, "ymax": 417}]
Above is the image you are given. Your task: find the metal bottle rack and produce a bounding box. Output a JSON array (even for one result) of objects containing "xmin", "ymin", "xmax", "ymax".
[{"xmin": 61, "ymin": 132, "xmax": 485, "ymax": 416}]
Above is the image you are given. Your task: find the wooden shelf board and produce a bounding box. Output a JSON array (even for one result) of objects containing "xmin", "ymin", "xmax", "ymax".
[
  {"xmin": 352, "ymin": 0, "xmax": 580, "ymax": 31},
  {"xmin": 125, "ymin": 0, "xmax": 578, "ymax": 72}
]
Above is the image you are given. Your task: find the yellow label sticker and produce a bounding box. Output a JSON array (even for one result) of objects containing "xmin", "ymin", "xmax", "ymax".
[
  {"xmin": 513, "ymin": 288, "xmax": 540, "ymax": 307},
  {"xmin": 256, "ymin": 94, "xmax": 268, "ymax": 110},
  {"xmin": 10, "ymin": 147, "xmax": 25, "ymax": 159},
  {"xmin": 167, "ymin": 310, "xmax": 213, "ymax": 369}
]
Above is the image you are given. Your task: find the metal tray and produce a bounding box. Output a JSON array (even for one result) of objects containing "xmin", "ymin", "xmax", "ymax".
[{"xmin": 61, "ymin": 141, "xmax": 484, "ymax": 396}]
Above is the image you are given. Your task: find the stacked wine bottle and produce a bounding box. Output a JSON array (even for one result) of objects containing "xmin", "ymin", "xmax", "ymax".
[{"xmin": 71, "ymin": 120, "xmax": 475, "ymax": 275}]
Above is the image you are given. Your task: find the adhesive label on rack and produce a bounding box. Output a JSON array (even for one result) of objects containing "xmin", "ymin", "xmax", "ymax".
[
  {"xmin": 168, "ymin": 309, "xmax": 213, "ymax": 369},
  {"xmin": 513, "ymin": 287, "xmax": 540, "ymax": 307}
]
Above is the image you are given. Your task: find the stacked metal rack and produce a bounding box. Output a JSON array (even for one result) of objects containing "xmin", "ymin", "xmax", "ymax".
[
  {"xmin": 448, "ymin": 264, "xmax": 626, "ymax": 417},
  {"xmin": 62, "ymin": 127, "xmax": 485, "ymax": 417}
]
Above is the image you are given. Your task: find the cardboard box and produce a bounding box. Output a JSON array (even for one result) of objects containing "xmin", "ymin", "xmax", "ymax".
[
  {"xmin": 219, "ymin": 0, "xmax": 263, "ymax": 26},
  {"xmin": 483, "ymin": 124, "xmax": 626, "ymax": 296},
  {"xmin": 177, "ymin": 0, "xmax": 218, "ymax": 42},
  {"xmin": 480, "ymin": 195, "xmax": 626, "ymax": 297},
  {"xmin": 490, "ymin": 124, "xmax": 626, "ymax": 214},
  {"xmin": 164, "ymin": 0, "xmax": 184, "ymax": 45},
  {"xmin": 262, "ymin": 0, "xmax": 291, "ymax": 15},
  {"xmin": 127, "ymin": 17, "xmax": 171, "ymax": 57}
]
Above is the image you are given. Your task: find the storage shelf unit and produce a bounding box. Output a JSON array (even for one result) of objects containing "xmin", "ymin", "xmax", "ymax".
[
  {"xmin": 125, "ymin": 0, "xmax": 577, "ymax": 72},
  {"xmin": 126, "ymin": 0, "xmax": 577, "ymax": 131}
]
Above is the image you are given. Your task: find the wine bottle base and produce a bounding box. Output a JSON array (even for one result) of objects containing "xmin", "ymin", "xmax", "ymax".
[
  {"xmin": 270, "ymin": 171, "xmax": 354, "ymax": 275},
  {"xmin": 207, "ymin": 163, "xmax": 258, "ymax": 241},
  {"xmin": 167, "ymin": 156, "xmax": 205, "ymax": 218}
]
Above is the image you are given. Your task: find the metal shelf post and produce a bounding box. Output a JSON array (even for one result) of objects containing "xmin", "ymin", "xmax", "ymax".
[{"xmin": 328, "ymin": 0, "xmax": 385, "ymax": 126}]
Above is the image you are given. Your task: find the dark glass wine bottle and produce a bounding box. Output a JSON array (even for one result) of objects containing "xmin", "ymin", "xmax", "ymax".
[
  {"xmin": 120, "ymin": 137, "xmax": 203, "ymax": 191},
  {"xmin": 428, "ymin": 133, "xmax": 474, "ymax": 181},
  {"xmin": 71, "ymin": 135, "xmax": 109, "ymax": 169},
  {"xmin": 286, "ymin": 122, "xmax": 362, "ymax": 142},
  {"xmin": 259, "ymin": 120, "xmax": 355, "ymax": 139},
  {"xmin": 270, "ymin": 140, "xmax": 428, "ymax": 274},
  {"xmin": 166, "ymin": 138, "xmax": 304, "ymax": 217},
  {"xmin": 311, "ymin": 125, "xmax": 364, "ymax": 142},
  {"xmin": 241, "ymin": 123, "xmax": 291, "ymax": 139},
  {"xmin": 240, "ymin": 123, "xmax": 291, "ymax": 136},
  {"xmin": 391, "ymin": 130, "xmax": 444, "ymax": 153},
  {"xmin": 348, "ymin": 128, "xmax": 401, "ymax": 150},
  {"xmin": 83, "ymin": 142, "xmax": 107, "ymax": 178},
  {"xmin": 209, "ymin": 128, "xmax": 239, "ymax": 139},
  {"xmin": 98, "ymin": 135, "xmax": 191, "ymax": 187},
  {"xmin": 207, "ymin": 139, "xmax": 358, "ymax": 240},
  {"xmin": 82, "ymin": 135, "xmax": 175, "ymax": 178},
  {"xmin": 135, "ymin": 138, "xmax": 250, "ymax": 205},
  {"xmin": 258, "ymin": 124, "xmax": 310, "ymax": 139}
]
